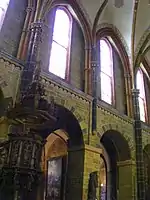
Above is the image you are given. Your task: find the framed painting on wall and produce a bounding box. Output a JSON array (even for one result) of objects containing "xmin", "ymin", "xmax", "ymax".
[{"xmin": 46, "ymin": 157, "xmax": 63, "ymax": 200}]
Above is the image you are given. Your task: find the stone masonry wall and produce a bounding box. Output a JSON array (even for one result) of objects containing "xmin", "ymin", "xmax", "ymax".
[
  {"xmin": 83, "ymin": 145, "xmax": 102, "ymax": 200},
  {"xmin": 0, "ymin": 0, "xmax": 27, "ymax": 56}
]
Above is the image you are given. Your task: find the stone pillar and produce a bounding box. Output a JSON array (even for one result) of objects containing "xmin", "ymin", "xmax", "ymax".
[
  {"xmin": 117, "ymin": 160, "xmax": 135, "ymax": 200},
  {"xmin": 84, "ymin": 47, "xmax": 91, "ymax": 94},
  {"xmin": 91, "ymin": 46, "xmax": 99, "ymax": 133},
  {"xmin": 0, "ymin": 117, "xmax": 9, "ymax": 139},
  {"xmin": 20, "ymin": 22, "xmax": 43, "ymax": 94},
  {"xmin": 17, "ymin": 6, "xmax": 34, "ymax": 59},
  {"xmin": 124, "ymin": 73, "xmax": 133, "ymax": 117},
  {"xmin": 132, "ymin": 89, "xmax": 145, "ymax": 200},
  {"xmin": 65, "ymin": 144, "xmax": 85, "ymax": 200},
  {"xmin": 83, "ymin": 145, "xmax": 102, "ymax": 200}
]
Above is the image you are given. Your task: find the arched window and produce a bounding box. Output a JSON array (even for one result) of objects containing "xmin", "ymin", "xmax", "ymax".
[
  {"xmin": 49, "ymin": 8, "xmax": 72, "ymax": 79},
  {"xmin": 100, "ymin": 39, "xmax": 114, "ymax": 104},
  {"xmin": 0, "ymin": 0, "xmax": 9, "ymax": 30},
  {"xmin": 136, "ymin": 69, "xmax": 147, "ymax": 122}
]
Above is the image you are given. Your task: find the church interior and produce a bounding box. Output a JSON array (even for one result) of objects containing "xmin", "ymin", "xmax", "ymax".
[{"xmin": 0, "ymin": 0, "xmax": 150, "ymax": 200}]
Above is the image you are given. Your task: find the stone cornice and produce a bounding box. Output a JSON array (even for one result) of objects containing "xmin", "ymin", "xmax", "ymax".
[{"xmin": 0, "ymin": 51, "xmax": 24, "ymax": 70}]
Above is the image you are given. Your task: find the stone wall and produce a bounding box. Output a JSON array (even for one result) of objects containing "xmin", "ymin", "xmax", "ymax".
[
  {"xmin": 0, "ymin": 54, "xmax": 150, "ymax": 200},
  {"xmin": 0, "ymin": 0, "xmax": 27, "ymax": 56},
  {"xmin": 83, "ymin": 145, "xmax": 102, "ymax": 200},
  {"xmin": 0, "ymin": 54, "xmax": 22, "ymax": 101}
]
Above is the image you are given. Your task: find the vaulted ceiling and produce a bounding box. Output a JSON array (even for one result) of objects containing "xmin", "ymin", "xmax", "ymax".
[{"xmin": 77, "ymin": 0, "xmax": 150, "ymax": 66}]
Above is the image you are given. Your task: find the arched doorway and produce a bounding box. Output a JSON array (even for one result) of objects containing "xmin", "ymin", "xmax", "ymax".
[
  {"xmin": 40, "ymin": 105, "xmax": 84, "ymax": 200},
  {"xmin": 41, "ymin": 130, "xmax": 68, "ymax": 200},
  {"xmin": 100, "ymin": 130, "xmax": 131, "ymax": 200}
]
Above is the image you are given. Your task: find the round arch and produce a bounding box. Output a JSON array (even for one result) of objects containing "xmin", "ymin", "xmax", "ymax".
[
  {"xmin": 40, "ymin": 0, "xmax": 92, "ymax": 48},
  {"xmin": 40, "ymin": 105, "xmax": 84, "ymax": 200},
  {"xmin": 42, "ymin": 104, "xmax": 84, "ymax": 147},
  {"xmin": 96, "ymin": 24, "xmax": 133, "ymax": 116},
  {"xmin": 100, "ymin": 130, "xmax": 131, "ymax": 200},
  {"xmin": 96, "ymin": 25, "xmax": 131, "ymax": 76},
  {"xmin": 101, "ymin": 130, "xmax": 131, "ymax": 161}
]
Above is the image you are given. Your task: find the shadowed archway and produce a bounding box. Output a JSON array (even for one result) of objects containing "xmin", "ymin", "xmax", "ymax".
[
  {"xmin": 40, "ymin": 104, "xmax": 84, "ymax": 200},
  {"xmin": 100, "ymin": 130, "xmax": 131, "ymax": 200},
  {"xmin": 42, "ymin": 104, "xmax": 84, "ymax": 147}
]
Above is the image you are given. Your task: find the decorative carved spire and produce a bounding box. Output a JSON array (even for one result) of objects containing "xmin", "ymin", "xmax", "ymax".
[{"xmin": 20, "ymin": 62, "xmax": 45, "ymax": 109}]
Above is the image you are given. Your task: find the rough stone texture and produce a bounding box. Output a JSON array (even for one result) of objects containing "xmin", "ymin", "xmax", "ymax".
[
  {"xmin": 83, "ymin": 145, "xmax": 102, "ymax": 200},
  {"xmin": 0, "ymin": 0, "xmax": 27, "ymax": 56},
  {"xmin": 113, "ymin": 48, "xmax": 126, "ymax": 114},
  {"xmin": 0, "ymin": 53, "xmax": 150, "ymax": 199},
  {"xmin": 66, "ymin": 146, "xmax": 84, "ymax": 200},
  {"xmin": 117, "ymin": 160, "xmax": 136, "ymax": 200},
  {"xmin": 70, "ymin": 20, "xmax": 85, "ymax": 90},
  {"xmin": 0, "ymin": 56, "xmax": 22, "ymax": 101}
]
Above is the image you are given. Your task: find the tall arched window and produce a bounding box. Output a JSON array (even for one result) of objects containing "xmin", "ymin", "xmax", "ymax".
[
  {"xmin": 100, "ymin": 39, "xmax": 114, "ymax": 104},
  {"xmin": 0, "ymin": 0, "xmax": 9, "ymax": 30},
  {"xmin": 136, "ymin": 69, "xmax": 147, "ymax": 122},
  {"xmin": 49, "ymin": 8, "xmax": 72, "ymax": 79}
]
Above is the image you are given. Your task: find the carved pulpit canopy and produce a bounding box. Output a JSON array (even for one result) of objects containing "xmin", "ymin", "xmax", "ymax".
[{"xmin": 7, "ymin": 65, "xmax": 57, "ymax": 131}]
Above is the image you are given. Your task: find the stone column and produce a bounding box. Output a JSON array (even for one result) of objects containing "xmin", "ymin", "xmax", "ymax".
[
  {"xmin": 20, "ymin": 22, "xmax": 43, "ymax": 94},
  {"xmin": 83, "ymin": 145, "xmax": 102, "ymax": 200},
  {"xmin": 17, "ymin": 6, "xmax": 34, "ymax": 59},
  {"xmin": 117, "ymin": 160, "xmax": 135, "ymax": 200},
  {"xmin": 124, "ymin": 73, "xmax": 133, "ymax": 117},
  {"xmin": 65, "ymin": 144, "xmax": 85, "ymax": 200},
  {"xmin": 84, "ymin": 47, "xmax": 91, "ymax": 94},
  {"xmin": 132, "ymin": 89, "xmax": 145, "ymax": 200},
  {"xmin": 91, "ymin": 46, "xmax": 99, "ymax": 133}
]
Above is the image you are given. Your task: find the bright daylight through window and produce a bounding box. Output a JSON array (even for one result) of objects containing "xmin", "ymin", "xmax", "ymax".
[{"xmin": 49, "ymin": 8, "xmax": 71, "ymax": 79}]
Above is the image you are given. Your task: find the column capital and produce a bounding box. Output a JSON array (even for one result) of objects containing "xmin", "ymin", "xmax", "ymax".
[
  {"xmin": 26, "ymin": 6, "xmax": 34, "ymax": 12},
  {"xmin": 132, "ymin": 88, "xmax": 140, "ymax": 96},
  {"xmin": 91, "ymin": 61, "xmax": 99, "ymax": 68},
  {"xmin": 30, "ymin": 21, "xmax": 43, "ymax": 30}
]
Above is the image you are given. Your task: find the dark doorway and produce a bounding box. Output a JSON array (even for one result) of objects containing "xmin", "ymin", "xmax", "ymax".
[{"xmin": 100, "ymin": 130, "xmax": 131, "ymax": 200}]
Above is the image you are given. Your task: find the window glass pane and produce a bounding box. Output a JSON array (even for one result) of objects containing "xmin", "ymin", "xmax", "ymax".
[
  {"xmin": 49, "ymin": 41, "xmax": 67, "ymax": 79},
  {"xmin": 53, "ymin": 9, "xmax": 70, "ymax": 48},
  {"xmin": 0, "ymin": 8, "xmax": 4, "ymax": 25},
  {"xmin": 136, "ymin": 69, "xmax": 146, "ymax": 121},
  {"xmin": 100, "ymin": 39, "xmax": 112, "ymax": 76},
  {"xmin": 136, "ymin": 70, "xmax": 145, "ymax": 97},
  {"xmin": 0, "ymin": 0, "xmax": 9, "ymax": 8},
  {"xmin": 101, "ymin": 72, "xmax": 112, "ymax": 104},
  {"xmin": 139, "ymin": 97, "xmax": 146, "ymax": 122},
  {"xmin": 0, "ymin": 0, "xmax": 9, "ymax": 29}
]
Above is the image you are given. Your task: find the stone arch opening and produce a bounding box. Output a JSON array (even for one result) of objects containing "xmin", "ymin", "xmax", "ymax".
[
  {"xmin": 39, "ymin": 130, "xmax": 68, "ymax": 200},
  {"xmin": 100, "ymin": 130, "xmax": 131, "ymax": 200},
  {"xmin": 42, "ymin": 104, "xmax": 84, "ymax": 147},
  {"xmin": 40, "ymin": 105, "xmax": 84, "ymax": 200}
]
